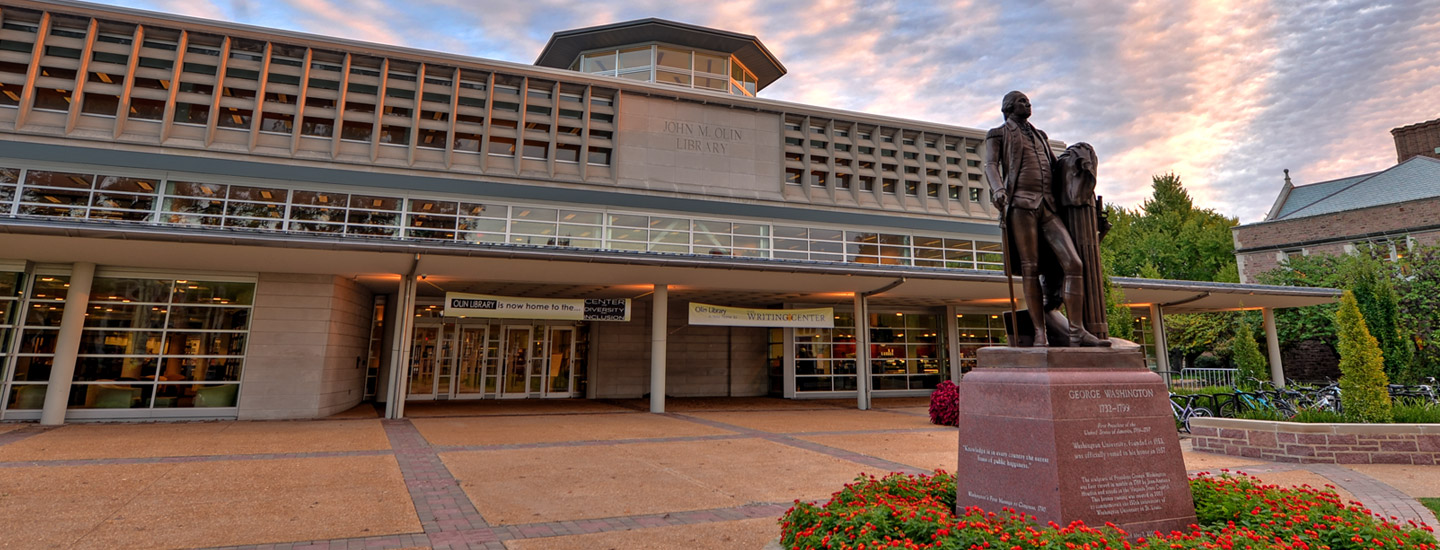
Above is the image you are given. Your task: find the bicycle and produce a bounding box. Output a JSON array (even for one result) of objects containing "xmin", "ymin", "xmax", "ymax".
[
  {"xmin": 1170, "ymin": 392, "xmax": 1214, "ymax": 433},
  {"xmin": 1218, "ymin": 379, "xmax": 1298, "ymax": 418}
]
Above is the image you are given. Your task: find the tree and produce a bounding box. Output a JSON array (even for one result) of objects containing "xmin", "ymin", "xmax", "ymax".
[
  {"xmin": 1256, "ymin": 249, "xmax": 1418, "ymax": 381},
  {"xmin": 1229, "ymin": 320, "xmax": 1267, "ymax": 390},
  {"xmin": 1102, "ymin": 174, "xmax": 1240, "ymax": 283},
  {"xmin": 1397, "ymin": 243, "xmax": 1440, "ymax": 380},
  {"xmin": 1163, "ymin": 312, "xmax": 1236, "ymax": 370},
  {"xmin": 1100, "ymin": 173, "xmax": 1242, "ymax": 364},
  {"xmin": 1348, "ymin": 251, "xmax": 1414, "ymax": 382},
  {"xmin": 1103, "ymin": 275, "xmax": 1135, "ymax": 341},
  {"xmin": 1336, "ymin": 291, "xmax": 1392, "ymax": 423},
  {"xmin": 1255, "ymin": 253, "xmax": 1347, "ymax": 346}
]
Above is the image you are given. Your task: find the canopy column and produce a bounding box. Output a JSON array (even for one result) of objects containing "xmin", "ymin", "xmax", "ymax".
[
  {"xmin": 650, "ymin": 283, "xmax": 668, "ymax": 413},
  {"xmin": 41, "ymin": 262, "xmax": 95, "ymax": 426},
  {"xmin": 1149, "ymin": 304, "xmax": 1169, "ymax": 379},
  {"xmin": 853, "ymin": 293, "xmax": 872, "ymax": 410},
  {"xmin": 1262, "ymin": 307, "xmax": 1285, "ymax": 388}
]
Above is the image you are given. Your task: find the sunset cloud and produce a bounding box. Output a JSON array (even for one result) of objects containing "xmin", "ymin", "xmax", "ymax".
[{"xmin": 91, "ymin": 0, "xmax": 1440, "ymax": 222}]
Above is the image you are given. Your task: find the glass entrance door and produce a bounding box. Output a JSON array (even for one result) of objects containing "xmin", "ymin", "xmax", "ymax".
[
  {"xmin": 544, "ymin": 327, "xmax": 575, "ymax": 398},
  {"xmin": 453, "ymin": 324, "xmax": 488, "ymax": 398},
  {"xmin": 408, "ymin": 323, "xmax": 444, "ymax": 399},
  {"xmin": 500, "ymin": 325, "xmax": 533, "ymax": 397},
  {"xmin": 409, "ymin": 321, "xmax": 489, "ymax": 400}
]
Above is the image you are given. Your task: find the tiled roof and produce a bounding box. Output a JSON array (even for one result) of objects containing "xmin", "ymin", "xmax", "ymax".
[{"xmin": 1270, "ymin": 156, "xmax": 1440, "ymax": 220}]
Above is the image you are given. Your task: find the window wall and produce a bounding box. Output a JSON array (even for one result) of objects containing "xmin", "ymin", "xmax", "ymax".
[
  {"xmin": 5, "ymin": 274, "xmax": 65, "ymax": 410},
  {"xmin": 0, "ymin": 271, "xmax": 23, "ymax": 409},
  {"xmin": 0, "ymin": 162, "xmax": 1003, "ymax": 271},
  {"xmin": 578, "ymin": 44, "xmax": 759, "ymax": 96},
  {"xmin": 792, "ymin": 311, "xmax": 948, "ymax": 395},
  {"xmin": 1, "ymin": 273, "xmax": 254, "ymax": 413},
  {"xmin": 953, "ymin": 312, "xmax": 1007, "ymax": 374},
  {"xmin": 794, "ymin": 312, "xmax": 858, "ymax": 393},
  {"xmin": 869, "ymin": 312, "xmax": 945, "ymax": 391}
]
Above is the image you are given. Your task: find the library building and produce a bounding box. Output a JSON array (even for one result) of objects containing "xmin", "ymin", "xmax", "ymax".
[{"xmin": 0, "ymin": 0, "xmax": 1336, "ymax": 423}]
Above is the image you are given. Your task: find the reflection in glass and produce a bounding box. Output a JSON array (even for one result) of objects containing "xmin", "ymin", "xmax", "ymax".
[
  {"xmin": 90, "ymin": 278, "xmax": 172, "ymax": 303},
  {"xmin": 164, "ymin": 306, "xmax": 249, "ymax": 330},
  {"xmin": 77, "ymin": 330, "xmax": 164, "ymax": 355},
  {"xmin": 73, "ymin": 356, "xmax": 159, "ymax": 381}
]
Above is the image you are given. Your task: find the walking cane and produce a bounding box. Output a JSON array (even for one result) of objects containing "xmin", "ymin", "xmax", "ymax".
[{"xmin": 998, "ymin": 200, "xmax": 1020, "ymax": 345}]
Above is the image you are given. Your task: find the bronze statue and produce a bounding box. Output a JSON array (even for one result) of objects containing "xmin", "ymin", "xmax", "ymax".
[
  {"xmin": 983, "ymin": 91, "xmax": 1109, "ymax": 348},
  {"xmin": 1055, "ymin": 142, "xmax": 1111, "ymax": 338}
]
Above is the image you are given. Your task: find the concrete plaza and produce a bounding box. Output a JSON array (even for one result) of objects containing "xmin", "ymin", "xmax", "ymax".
[{"xmin": 1, "ymin": 398, "xmax": 1435, "ymax": 550}]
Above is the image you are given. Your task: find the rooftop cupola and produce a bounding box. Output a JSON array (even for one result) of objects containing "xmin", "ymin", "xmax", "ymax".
[{"xmin": 534, "ymin": 18, "xmax": 786, "ymax": 97}]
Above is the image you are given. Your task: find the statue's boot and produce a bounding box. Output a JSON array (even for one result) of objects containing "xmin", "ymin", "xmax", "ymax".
[
  {"xmin": 1069, "ymin": 324, "xmax": 1111, "ymax": 347},
  {"xmin": 1062, "ymin": 275, "xmax": 1110, "ymax": 347},
  {"xmin": 1022, "ymin": 272, "xmax": 1048, "ymax": 347}
]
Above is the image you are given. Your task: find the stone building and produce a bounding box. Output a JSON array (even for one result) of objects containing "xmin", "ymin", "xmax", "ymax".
[{"xmin": 1233, "ymin": 155, "xmax": 1440, "ymax": 284}]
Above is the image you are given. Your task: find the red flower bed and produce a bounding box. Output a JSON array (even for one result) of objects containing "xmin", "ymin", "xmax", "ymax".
[{"xmin": 780, "ymin": 471, "xmax": 1436, "ymax": 550}]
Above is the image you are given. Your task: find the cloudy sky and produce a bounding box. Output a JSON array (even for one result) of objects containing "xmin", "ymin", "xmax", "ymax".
[{"xmin": 92, "ymin": 0, "xmax": 1440, "ymax": 222}]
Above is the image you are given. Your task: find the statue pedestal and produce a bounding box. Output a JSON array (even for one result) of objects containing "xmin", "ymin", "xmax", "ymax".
[{"xmin": 955, "ymin": 345, "xmax": 1196, "ymax": 536}]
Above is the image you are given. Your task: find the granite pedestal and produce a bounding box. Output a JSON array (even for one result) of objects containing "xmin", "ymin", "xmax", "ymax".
[{"xmin": 955, "ymin": 344, "xmax": 1196, "ymax": 536}]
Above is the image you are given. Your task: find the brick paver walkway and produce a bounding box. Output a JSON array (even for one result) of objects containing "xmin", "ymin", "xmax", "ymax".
[{"xmin": 1, "ymin": 402, "xmax": 1435, "ymax": 549}]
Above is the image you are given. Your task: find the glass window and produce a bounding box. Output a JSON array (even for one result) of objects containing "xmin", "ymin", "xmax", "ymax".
[
  {"xmin": 694, "ymin": 52, "xmax": 727, "ymax": 76},
  {"xmin": 581, "ymin": 52, "xmax": 614, "ymax": 73},
  {"xmin": 617, "ymin": 47, "xmax": 652, "ymax": 70},
  {"xmin": 655, "ymin": 47, "xmax": 690, "ymax": 70}
]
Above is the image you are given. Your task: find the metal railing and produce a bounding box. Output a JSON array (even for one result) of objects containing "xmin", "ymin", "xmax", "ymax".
[{"xmin": 1168, "ymin": 368, "xmax": 1237, "ymax": 390}]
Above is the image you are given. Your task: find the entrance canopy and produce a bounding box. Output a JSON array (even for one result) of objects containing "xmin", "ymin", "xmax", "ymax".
[{"xmin": 2, "ymin": 221, "xmax": 1340, "ymax": 312}]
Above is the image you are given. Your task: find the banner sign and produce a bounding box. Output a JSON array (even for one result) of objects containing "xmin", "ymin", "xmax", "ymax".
[
  {"xmin": 444, "ymin": 292, "xmax": 631, "ymax": 321},
  {"xmin": 687, "ymin": 302, "xmax": 834, "ymax": 328}
]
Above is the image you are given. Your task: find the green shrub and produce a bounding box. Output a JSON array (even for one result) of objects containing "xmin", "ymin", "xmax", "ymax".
[
  {"xmin": 1230, "ymin": 320, "xmax": 1268, "ymax": 389},
  {"xmin": 1170, "ymin": 385, "xmax": 1233, "ymax": 396},
  {"xmin": 1235, "ymin": 408, "xmax": 1287, "ymax": 421},
  {"xmin": 1392, "ymin": 402, "xmax": 1440, "ymax": 424},
  {"xmin": 1289, "ymin": 408, "xmax": 1352, "ymax": 423},
  {"xmin": 1337, "ymin": 291, "xmax": 1394, "ymax": 422}
]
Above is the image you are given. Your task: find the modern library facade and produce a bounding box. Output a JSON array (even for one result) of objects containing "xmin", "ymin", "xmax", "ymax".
[{"xmin": 0, "ymin": 0, "xmax": 1336, "ymax": 423}]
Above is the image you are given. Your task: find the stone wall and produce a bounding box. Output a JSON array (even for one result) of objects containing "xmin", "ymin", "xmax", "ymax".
[
  {"xmin": 1392, "ymin": 118, "xmax": 1440, "ymax": 163},
  {"xmin": 1233, "ymin": 199, "xmax": 1440, "ymax": 282},
  {"xmin": 239, "ymin": 273, "xmax": 373, "ymax": 420},
  {"xmin": 1281, "ymin": 339, "xmax": 1340, "ymax": 383},
  {"xmin": 590, "ymin": 295, "xmax": 770, "ymax": 398},
  {"xmin": 1189, "ymin": 417, "xmax": 1440, "ymax": 465}
]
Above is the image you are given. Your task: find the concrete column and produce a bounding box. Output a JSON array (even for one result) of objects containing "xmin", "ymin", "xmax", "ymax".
[
  {"xmin": 1262, "ymin": 307, "xmax": 1285, "ymax": 388},
  {"xmin": 944, "ymin": 306, "xmax": 961, "ymax": 384},
  {"xmin": 853, "ymin": 294, "xmax": 871, "ymax": 410},
  {"xmin": 383, "ymin": 274, "xmax": 418, "ymax": 419},
  {"xmin": 650, "ymin": 284, "xmax": 667, "ymax": 413},
  {"xmin": 1148, "ymin": 304, "xmax": 1169, "ymax": 376},
  {"xmin": 40, "ymin": 262, "xmax": 96, "ymax": 425}
]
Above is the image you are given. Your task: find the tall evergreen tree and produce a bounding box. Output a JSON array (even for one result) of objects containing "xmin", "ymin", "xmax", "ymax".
[
  {"xmin": 1336, "ymin": 291, "xmax": 1393, "ymax": 423},
  {"xmin": 1230, "ymin": 320, "xmax": 1267, "ymax": 390}
]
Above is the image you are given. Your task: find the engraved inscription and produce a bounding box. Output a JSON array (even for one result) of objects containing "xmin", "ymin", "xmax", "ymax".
[
  {"xmin": 1069, "ymin": 387, "xmax": 1154, "ymax": 415},
  {"xmin": 962, "ymin": 445, "xmax": 1052, "ymax": 469},
  {"xmin": 1078, "ymin": 472, "xmax": 1174, "ymax": 516},
  {"xmin": 660, "ymin": 119, "xmax": 745, "ymax": 155},
  {"xmin": 965, "ymin": 491, "xmax": 1048, "ymax": 514},
  {"xmin": 1072, "ymin": 420, "xmax": 1167, "ymax": 460}
]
